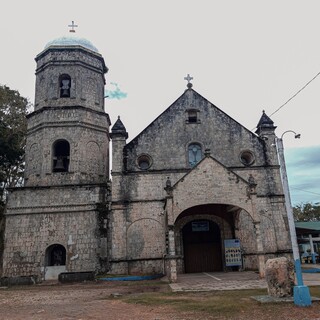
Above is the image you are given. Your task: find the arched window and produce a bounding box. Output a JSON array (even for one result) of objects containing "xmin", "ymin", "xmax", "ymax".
[
  {"xmin": 59, "ymin": 74, "xmax": 71, "ymax": 98},
  {"xmin": 52, "ymin": 139, "xmax": 70, "ymax": 172},
  {"xmin": 188, "ymin": 143, "xmax": 202, "ymax": 167},
  {"xmin": 45, "ymin": 244, "xmax": 66, "ymax": 266}
]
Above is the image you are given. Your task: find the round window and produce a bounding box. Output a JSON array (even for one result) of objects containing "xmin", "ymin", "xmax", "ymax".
[
  {"xmin": 137, "ymin": 154, "xmax": 152, "ymax": 170},
  {"xmin": 240, "ymin": 150, "xmax": 255, "ymax": 166}
]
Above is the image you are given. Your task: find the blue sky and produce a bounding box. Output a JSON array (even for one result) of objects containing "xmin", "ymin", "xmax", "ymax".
[{"xmin": 286, "ymin": 146, "xmax": 320, "ymax": 205}]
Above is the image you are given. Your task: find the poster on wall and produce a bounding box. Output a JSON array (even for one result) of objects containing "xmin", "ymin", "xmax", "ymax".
[{"xmin": 224, "ymin": 239, "xmax": 242, "ymax": 267}]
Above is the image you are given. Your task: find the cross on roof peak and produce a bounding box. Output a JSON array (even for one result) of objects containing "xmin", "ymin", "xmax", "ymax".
[
  {"xmin": 68, "ymin": 21, "xmax": 78, "ymax": 33},
  {"xmin": 184, "ymin": 74, "xmax": 193, "ymax": 88}
]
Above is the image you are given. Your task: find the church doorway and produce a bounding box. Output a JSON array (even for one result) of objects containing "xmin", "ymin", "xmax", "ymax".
[
  {"xmin": 182, "ymin": 219, "xmax": 222, "ymax": 273},
  {"xmin": 44, "ymin": 244, "xmax": 67, "ymax": 280}
]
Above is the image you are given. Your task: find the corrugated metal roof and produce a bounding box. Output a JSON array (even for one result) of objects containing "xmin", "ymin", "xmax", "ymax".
[{"xmin": 295, "ymin": 221, "xmax": 320, "ymax": 231}]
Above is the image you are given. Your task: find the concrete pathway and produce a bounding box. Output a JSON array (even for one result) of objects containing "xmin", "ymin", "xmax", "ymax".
[
  {"xmin": 169, "ymin": 268, "xmax": 320, "ymax": 292},
  {"xmin": 170, "ymin": 271, "xmax": 267, "ymax": 292}
]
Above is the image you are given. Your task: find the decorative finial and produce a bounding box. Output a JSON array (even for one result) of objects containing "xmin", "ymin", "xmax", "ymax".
[
  {"xmin": 68, "ymin": 21, "xmax": 78, "ymax": 33},
  {"xmin": 164, "ymin": 177, "xmax": 173, "ymax": 195},
  {"xmin": 184, "ymin": 74, "xmax": 193, "ymax": 88},
  {"xmin": 204, "ymin": 148, "xmax": 211, "ymax": 157}
]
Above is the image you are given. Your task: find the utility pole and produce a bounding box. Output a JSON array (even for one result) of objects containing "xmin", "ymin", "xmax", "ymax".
[{"xmin": 276, "ymin": 131, "xmax": 311, "ymax": 306}]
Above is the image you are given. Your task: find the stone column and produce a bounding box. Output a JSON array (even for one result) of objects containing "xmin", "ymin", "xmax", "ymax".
[
  {"xmin": 248, "ymin": 182, "xmax": 266, "ymax": 278},
  {"xmin": 254, "ymin": 221, "xmax": 266, "ymax": 278},
  {"xmin": 166, "ymin": 226, "xmax": 177, "ymax": 282}
]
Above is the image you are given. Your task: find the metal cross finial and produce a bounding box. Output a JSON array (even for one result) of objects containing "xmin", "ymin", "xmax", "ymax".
[
  {"xmin": 184, "ymin": 74, "xmax": 193, "ymax": 88},
  {"xmin": 68, "ymin": 21, "xmax": 78, "ymax": 33}
]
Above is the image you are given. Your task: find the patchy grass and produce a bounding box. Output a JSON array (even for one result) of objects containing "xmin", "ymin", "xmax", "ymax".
[
  {"xmin": 124, "ymin": 289, "xmax": 264, "ymax": 317},
  {"xmin": 123, "ymin": 288, "xmax": 320, "ymax": 319}
]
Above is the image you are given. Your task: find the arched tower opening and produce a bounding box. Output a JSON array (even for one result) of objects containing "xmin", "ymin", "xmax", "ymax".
[
  {"xmin": 59, "ymin": 74, "xmax": 71, "ymax": 98},
  {"xmin": 52, "ymin": 139, "xmax": 70, "ymax": 172}
]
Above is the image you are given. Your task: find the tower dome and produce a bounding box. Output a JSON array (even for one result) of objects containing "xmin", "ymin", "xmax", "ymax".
[{"xmin": 44, "ymin": 36, "xmax": 99, "ymax": 53}]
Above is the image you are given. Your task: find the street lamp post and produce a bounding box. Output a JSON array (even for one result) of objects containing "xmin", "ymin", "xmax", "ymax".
[{"xmin": 276, "ymin": 130, "xmax": 311, "ymax": 306}]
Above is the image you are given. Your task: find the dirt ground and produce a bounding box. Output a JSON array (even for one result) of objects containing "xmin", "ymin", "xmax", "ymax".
[
  {"xmin": 0, "ymin": 280, "xmax": 196, "ymax": 320},
  {"xmin": 1, "ymin": 280, "xmax": 320, "ymax": 320}
]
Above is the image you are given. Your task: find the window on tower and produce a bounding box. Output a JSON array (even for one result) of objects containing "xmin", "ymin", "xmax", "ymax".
[
  {"xmin": 188, "ymin": 143, "xmax": 202, "ymax": 167},
  {"xmin": 59, "ymin": 74, "xmax": 71, "ymax": 98},
  {"xmin": 52, "ymin": 139, "xmax": 70, "ymax": 172}
]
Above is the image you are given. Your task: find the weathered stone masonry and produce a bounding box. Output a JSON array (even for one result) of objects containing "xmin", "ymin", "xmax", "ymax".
[
  {"xmin": 2, "ymin": 37, "xmax": 110, "ymax": 281},
  {"xmin": 1, "ymin": 35, "xmax": 292, "ymax": 282}
]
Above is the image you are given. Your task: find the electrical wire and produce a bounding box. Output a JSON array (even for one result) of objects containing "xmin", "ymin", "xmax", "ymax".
[
  {"xmin": 253, "ymin": 71, "xmax": 320, "ymax": 131},
  {"xmin": 290, "ymin": 187, "xmax": 320, "ymax": 197},
  {"xmin": 269, "ymin": 71, "xmax": 320, "ymax": 118}
]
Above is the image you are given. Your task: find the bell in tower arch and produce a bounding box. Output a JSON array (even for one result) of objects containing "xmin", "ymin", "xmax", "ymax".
[
  {"xmin": 60, "ymin": 75, "xmax": 71, "ymax": 98},
  {"xmin": 52, "ymin": 140, "xmax": 70, "ymax": 173},
  {"xmin": 54, "ymin": 157, "xmax": 65, "ymax": 171}
]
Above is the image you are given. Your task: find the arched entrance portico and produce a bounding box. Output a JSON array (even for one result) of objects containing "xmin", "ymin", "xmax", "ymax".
[{"xmin": 174, "ymin": 204, "xmax": 235, "ymax": 274}]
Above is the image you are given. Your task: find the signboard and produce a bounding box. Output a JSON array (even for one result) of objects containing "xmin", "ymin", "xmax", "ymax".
[
  {"xmin": 224, "ymin": 239, "xmax": 242, "ymax": 267},
  {"xmin": 192, "ymin": 221, "xmax": 209, "ymax": 232}
]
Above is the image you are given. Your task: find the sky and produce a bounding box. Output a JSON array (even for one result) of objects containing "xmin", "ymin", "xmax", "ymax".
[{"xmin": 1, "ymin": 0, "xmax": 320, "ymax": 205}]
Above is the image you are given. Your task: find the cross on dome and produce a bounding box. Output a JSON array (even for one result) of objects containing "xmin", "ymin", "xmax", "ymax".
[{"xmin": 68, "ymin": 21, "xmax": 78, "ymax": 33}]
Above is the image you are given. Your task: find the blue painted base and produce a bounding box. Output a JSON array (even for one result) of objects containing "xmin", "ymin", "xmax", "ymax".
[
  {"xmin": 99, "ymin": 274, "xmax": 164, "ymax": 281},
  {"xmin": 293, "ymin": 285, "xmax": 312, "ymax": 306}
]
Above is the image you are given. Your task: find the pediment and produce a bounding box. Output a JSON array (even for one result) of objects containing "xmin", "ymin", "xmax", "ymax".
[{"xmin": 170, "ymin": 156, "xmax": 253, "ymax": 216}]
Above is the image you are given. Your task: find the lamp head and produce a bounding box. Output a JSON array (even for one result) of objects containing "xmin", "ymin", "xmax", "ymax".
[{"xmin": 294, "ymin": 133, "xmax": 301, "ymax": 139}]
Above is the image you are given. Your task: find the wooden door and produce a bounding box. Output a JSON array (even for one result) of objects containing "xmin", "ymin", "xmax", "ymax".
[{"xmin": 183, "ymin": 220, "xmax": 222, "ymax": 273}]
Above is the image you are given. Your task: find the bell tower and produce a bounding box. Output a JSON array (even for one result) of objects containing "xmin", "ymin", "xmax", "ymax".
[
  {"xmin": 2, "ymin": 34, "xmax": 111, "ymax": 281},
  {"xmin": 25, "ymin": 36, "xmax": 110, "ymax": 186}
]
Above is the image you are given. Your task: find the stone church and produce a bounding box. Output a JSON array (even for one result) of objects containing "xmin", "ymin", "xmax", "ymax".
[{"xmin": 1, "ymin": 34, "xmax": 292, "ymax": 282}]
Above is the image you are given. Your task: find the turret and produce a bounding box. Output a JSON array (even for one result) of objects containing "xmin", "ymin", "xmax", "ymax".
[
  {"xmin": 255, "ymin": 110, "xmax": 278, "ymax": 165},
  {"xmin": 110, "ymin": 116, "xmax": 128, "ymax": 174}
]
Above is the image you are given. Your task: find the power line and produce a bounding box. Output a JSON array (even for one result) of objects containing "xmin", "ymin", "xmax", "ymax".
[
  {"xmin": 252, "ymin": 71, "xmax": 320, "ymax": 131},
  {"xmin": 269, "ymin": 71, "xmax": 320, "ymax": 118},
  {"xmin": 291, "ymin": 187, "xmax": 320, "ymax": 197}
]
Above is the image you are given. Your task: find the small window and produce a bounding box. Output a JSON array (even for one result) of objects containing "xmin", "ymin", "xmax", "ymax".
[
  {"xmin": 53, "ymin": 140, "xmax": 70, "ymax": 172},
  {"xmin": 188, "ymin": 110, "xmax": 197, "ymax": 123},
  {"xmin": 137, "ymin": 154, "xmax": 152, "ymax": 170},
  {"xmin": 186, "ymin": 109, "xmax": 200, "ymax": 124},
  {"xmin": 188, "ymin": 143, "xmax": 202, "ymax": 167},
  {"xmin": 59, "ymin": 74, "xmax": 71, "ymax": 98},
  {"xmin": 240, "ymin": 150, "xmax": 255, "ymax": 166}
]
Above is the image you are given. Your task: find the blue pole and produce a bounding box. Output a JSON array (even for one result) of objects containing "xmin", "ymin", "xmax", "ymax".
[{"xmin": 277, "ymin": 136, "xmax": 312, "ymax": 307}]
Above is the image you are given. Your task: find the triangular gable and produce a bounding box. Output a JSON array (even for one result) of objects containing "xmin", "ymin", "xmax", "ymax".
[
  {"xmin": 170, "ymin": 156, "xmax": 253, "ymax": 218},
  {"xmin": 125, "ymin": 88, "xmax": 259, "ymax": 149}
]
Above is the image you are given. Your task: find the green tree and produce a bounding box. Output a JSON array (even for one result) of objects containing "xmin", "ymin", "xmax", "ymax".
[
  {"xmin": 293, "ymin": 202, "xmax": 320, "ymax": 222},
  {"xmin": 0, "ymin": 85, "xmax": 30, "ymax": 268}
]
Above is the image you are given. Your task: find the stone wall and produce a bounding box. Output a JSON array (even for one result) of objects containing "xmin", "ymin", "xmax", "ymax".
[
  {"xmin": 34, "ymin": 47, "xmax": 107, "ymax": 112},
  {"xmin": 2, "ymin": 185, "xmax": 108, "ymax": 279},
  {"xmin": 25, "ymin": 107, "xmax": 110, "ymax": 186},
  {"xmin": 111, "ymin": 88, "xmax": 291, "ymax": 275}
]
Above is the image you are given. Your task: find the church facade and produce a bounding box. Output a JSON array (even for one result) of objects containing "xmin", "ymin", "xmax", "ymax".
[{"xmin": 1, "ymin": 36, "xmax": 292, "ymax": 282}]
